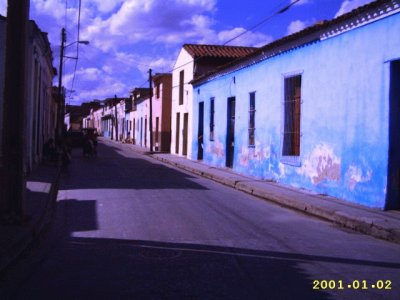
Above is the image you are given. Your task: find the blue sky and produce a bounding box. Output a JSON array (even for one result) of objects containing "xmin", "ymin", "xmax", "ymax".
[{"xmin": 0, "ymin": 0, "xmax": 374, "ymax": 105}]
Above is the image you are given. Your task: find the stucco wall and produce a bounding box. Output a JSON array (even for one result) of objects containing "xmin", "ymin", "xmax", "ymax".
[
  {"xmin": 135, "ymin": 98, "xmax": 150, "ymax": 148},
  {"xmin": 171, "ymin": 48, "xmax": 194, "ymax": 157},
  {"xmin": 192, "ymin": 13, "xmax": 400, "ymax": 209}
]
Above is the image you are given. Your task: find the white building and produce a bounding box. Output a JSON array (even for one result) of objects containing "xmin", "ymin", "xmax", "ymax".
[
  {"xmin": 170, "ymin": 44, "xmax": 257, "ymax": 158},
  {"xmin": 0, "ymin": 17, "xmax": 56, "ymax": 171},
  {"xmin": 131, "ymin": 88, "xmax": 152, "ymax": 148}
]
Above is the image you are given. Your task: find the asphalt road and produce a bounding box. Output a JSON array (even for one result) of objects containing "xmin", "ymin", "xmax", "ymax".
[{"xmin": 0, "ymin": 140, "xmax": 399, "ymax": 299}]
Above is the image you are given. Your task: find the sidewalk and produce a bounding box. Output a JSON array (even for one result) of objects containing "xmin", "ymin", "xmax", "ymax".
[
  {"xmin": 119, "ymin": 140, "xmax": 400, "ymax": 244},
  {"xmin": 0, "ymin": 163, "xmax": 60, "ymax": 273}
]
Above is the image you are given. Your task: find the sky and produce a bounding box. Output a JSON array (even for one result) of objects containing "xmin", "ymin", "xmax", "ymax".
[{"xmin": 0, "ymin": 0, "xmax": 375, "ymax": 105}]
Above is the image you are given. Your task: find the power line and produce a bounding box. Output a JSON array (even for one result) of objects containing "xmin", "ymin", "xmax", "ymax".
[
  {"xmin": 64, "ymin": 0, "xmax": 68, "ymax": 30},
  {"xmin": 222, "ymin": 0, "xmax": 296, "ymax": 46},
  {"xmin": 70, "ymin": 0, "xmax": 82, "ymax": 94},
  {"xmin": 152, "ymin": 0, "xmax": 301, "ymax": 80}
]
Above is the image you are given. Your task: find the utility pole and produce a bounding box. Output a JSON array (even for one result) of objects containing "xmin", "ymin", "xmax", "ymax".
[
  {"xmin": 114, "ymin": 95, "xmax": 118, "ymax": 141},
  {"xmin": 149, "ymin": 69, "xmax": 153, "ymax": 152},
  {"xmin": 57, "ymin": 28, "xmax": 66, "ymax": 140},
  {"xmin": 0, "ymin": 0, "xmax": 30, "ymax": 223}
]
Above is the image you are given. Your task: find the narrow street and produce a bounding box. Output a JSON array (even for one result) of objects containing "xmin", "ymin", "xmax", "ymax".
[{"xmin": 0, "ymin": 140, "xmax": 399, "ymax": 299}]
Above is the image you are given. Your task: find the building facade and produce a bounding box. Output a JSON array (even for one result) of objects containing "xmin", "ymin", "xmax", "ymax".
[
  {"xmin": 131, "ymin": 88, "xmax": 151, "ymax": 148},
  {"xmin": 170, "ymin": 44, "xmax": 257, "ymax": 158},
  {"xmin": 1, "ymin": 17, "xmax": 56, "ymax": 172},
  {"xmin": 191, "ymin": 0, "xmax": 400, "ymax": 210},
  {"xmin": 152, "ymin": 73, "xmax": 172, "ymax": 152}
]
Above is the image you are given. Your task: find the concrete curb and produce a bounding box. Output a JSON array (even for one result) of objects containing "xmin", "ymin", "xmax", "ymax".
[
  {"xmin": 151, "ymin": 154, "xmax": 400, "ymax": 244},
  {"xmin": 98, "ymin": 138, "xmax": 400, "ymax": 244}
]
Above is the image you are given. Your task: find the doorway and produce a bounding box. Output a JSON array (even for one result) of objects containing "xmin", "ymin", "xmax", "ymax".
[
  {"xmin": 144, "ymin": 118, "xmax": 147, "ymax": 147},
  {"xmin": 140, "ymin": 117, "xmax": 143, "ymax": 146},
  {"xmin": 183, "ymin": 113, "xmax": 189, "ymax": 156},
  {"xmin": 175, "ymin": 113, "xmax": 180, "ymax": 154},
  {"xmin": 198, "ymin": 102, "xmax": 204, "ymax": 160},
  {"xmin": 386, "ymin": 60, "xmax": 400, "ymax": 210},
  {"xmin": 226, "ymin": 97, "xmax": 235, "ymax": 168}
]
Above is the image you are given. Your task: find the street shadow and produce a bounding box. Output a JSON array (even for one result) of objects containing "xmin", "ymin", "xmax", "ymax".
[
  {"xmin": 1, "ymin": 199, "xmax": 330, "ymax": 299},
  {"xmin": 59, "ymin": 141, "xmax": 208, "ymax": 191},
  {"xmin": 57, "ymin": 199, "xmax": 98, "ymax": 232},
  {"xmin": 20, "ymin": 237, "xmax": 332, "ymax": 299},
  {"xmin": 2, "ymin": 199, "xmax": 400, "ymax": 299}
]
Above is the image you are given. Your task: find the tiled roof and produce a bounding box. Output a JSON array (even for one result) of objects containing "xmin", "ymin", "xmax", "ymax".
[
  {"xmin": 192, "ymin": 0, "xmax": 400, "ymax": 84},
  {"xmin": 183, "ymin": 44, "xmax": 257, "ymax": 59}
]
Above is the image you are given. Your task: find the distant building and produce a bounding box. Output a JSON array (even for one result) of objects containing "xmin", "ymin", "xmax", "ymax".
[
  {"xmin": 191, "ymin": 0, "xmax": 400, "ymax": 210},
  {"xmin": 68, "ymin": 101, "xmax": 103, "ymax": 131},
  {"xmin": 130, "ymin": 88, "xmax": 152, "ymax": 148},
  {"xmin": 65, "ymin": 105, "xmax": 83, "ymax": 131},
  {"xmin": 129, "ymin": 74, "xmax": 173, "ymax": 152},
  {"xmin": 170, "ymin": 44, "xmax": 258, "ymax": 158},
  {"xmin": 152, "ymin": 73, "xmax": 172, "ymax": 152},
  {"xmin": 99, "ymin": 97, "xmax": 126, "ymax": 140}
]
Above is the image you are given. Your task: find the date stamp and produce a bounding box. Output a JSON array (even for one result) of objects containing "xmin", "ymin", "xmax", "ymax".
[{"xmin": 313, "ymin": 280, "xmax": 392, "ymax": 290}]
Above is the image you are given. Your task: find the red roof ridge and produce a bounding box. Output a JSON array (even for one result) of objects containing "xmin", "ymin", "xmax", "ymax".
[{"xmin": 183, "ymin": 43, "xmax": 258, "ymax": 59}]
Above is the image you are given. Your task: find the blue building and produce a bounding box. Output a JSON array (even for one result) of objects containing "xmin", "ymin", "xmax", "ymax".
[{"xmin": 191, "ymin": 0, "xmax": 400, "ymax": 210}]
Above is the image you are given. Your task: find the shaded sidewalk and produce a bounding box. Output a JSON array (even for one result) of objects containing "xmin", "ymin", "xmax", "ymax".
[
  {"xmin": 112, "ymin": 139, "xmax": 400, "ymax": 244},
  {"xmin": 0, "ymin": 163, "xmax": 60, "ymax": 273}
]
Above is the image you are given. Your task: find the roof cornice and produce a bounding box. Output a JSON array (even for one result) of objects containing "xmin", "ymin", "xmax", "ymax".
[{"xmin": 192, "ymin": 0, "xmax": 400, "ymax": 85}]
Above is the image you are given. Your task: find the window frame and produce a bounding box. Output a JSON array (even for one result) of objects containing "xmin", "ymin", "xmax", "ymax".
[
  {"xmin": 156, "ymin": 83, "xmax": 160, "ymax": 99},
  {"xmin": 179, "ymin": 70, "xmax": 184, "ymax": 105},
  {"xmin": 248, "ymin": 91, "xmax": 256, "ymax": 147},
  {"xmin": 281, "ymin": 71, "xmax": 303, "ymax": 166},
  {"xmin": 209, "ymin": 97, "xmax": 215, "ymax": 141}
]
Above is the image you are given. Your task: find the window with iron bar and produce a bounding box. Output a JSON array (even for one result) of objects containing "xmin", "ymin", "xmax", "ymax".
[
  {"xmin": 282, "ymin": 74, "xmax": 302, "ymax": 162},
  {"xmin": 249, "ymin": 92, "xmax": 256, "ymax": 147},
  {"xmin": 210, "ymin": 97, "xmax": 215, "ymax": 141}
]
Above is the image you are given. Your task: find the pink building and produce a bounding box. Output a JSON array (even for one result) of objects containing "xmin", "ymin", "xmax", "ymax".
[{"xmin": 131, "ymin": 73, "xmax": 172, "ymax": 152}]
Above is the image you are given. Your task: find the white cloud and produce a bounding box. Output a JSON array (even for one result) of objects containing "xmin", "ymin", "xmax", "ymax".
[
  {"xmin": 77, "ymin": 80, "xmax": 127, "ymax": 100},
  {"xmin": 32, "ymin": 0, "xmax": 66, "ymax": 19},
  {"xmin": 215, "ymin": 27, "xmax": 273, "ymax": 47},
  {"xmin": 335, "ymin": 0, "xmax": 374, "ymax": 17},
  {"xmin": 80, "ymin": 0, "xmax": 218, "ymax": 51},
  {"xmin": 113, "ymin": 51, "xmax": 174, "ymax": 74},
  {"xmin": 79, "ymin": 67, "xmax": 102, "ymax": 81},
  {"xmin": 287, "ymin": 20, "xmax": 307, "ymax": 35},
  {"xmin": 291, "ymin": 0, "xmax": 311, "ymax": 5},
  {"xmin": 64, "ymin": 67, "xmax": 128, "ymax": 102},
  {"xmin": 6, "ymin": 0, "xmax": 274, "ymax": 104},
  {"xmin": 86, "ymin": 0, "xmax": 124, "ymax": 14}
]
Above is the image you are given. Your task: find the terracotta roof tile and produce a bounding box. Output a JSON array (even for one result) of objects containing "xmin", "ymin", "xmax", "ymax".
[{"xmin": 183, "ymin": 44, "xmax": 257, "ymax": 59}]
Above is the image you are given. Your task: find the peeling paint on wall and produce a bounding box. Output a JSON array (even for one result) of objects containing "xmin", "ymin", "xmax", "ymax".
[
  {"xmin": 207, "ymin": 139, "xmax": 224, "ymax": 158},
  {"xmin": 238, "ymin": 141, "xmax": 273, "ymax": 168},
  {"xmin": 297, "ymin": 144, "xmax": 341, "ymax": 185},
  {"xmin": 346, "ymin": 164, "xmax": 372, "ymax": 191},
  {"xmin": 192, "ymin": 11, "xmax": 400, "ymax": 208},
  {"xmin": 279, "ymin": 162, "xmax": 286, "ymax": 178},
  {"xmin": 239, "ymin": 146, "xmax": 250, "ymax": 167}
]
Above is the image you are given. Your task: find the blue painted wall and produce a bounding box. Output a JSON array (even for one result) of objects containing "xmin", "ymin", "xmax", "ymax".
[{"xmin": 192, "ymin": 13, "xmax": 400, "ymax": 209}]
